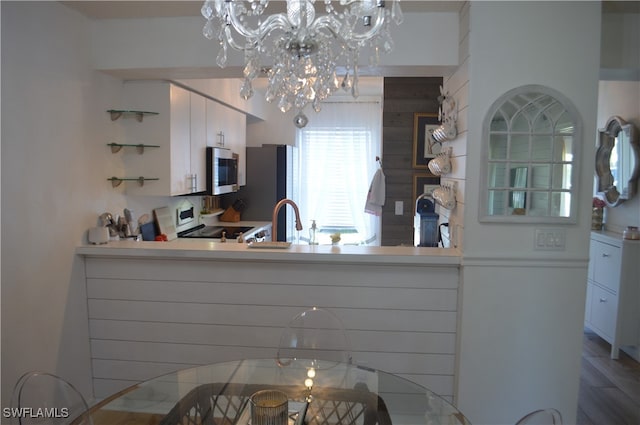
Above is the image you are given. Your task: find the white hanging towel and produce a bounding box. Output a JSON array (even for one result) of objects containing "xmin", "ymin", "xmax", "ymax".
[{"xmin": 365, "ymin": 168, "xmax": 386, "ymax": 216}]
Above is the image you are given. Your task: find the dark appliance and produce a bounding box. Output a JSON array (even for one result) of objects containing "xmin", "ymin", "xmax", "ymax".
[
  {"xmin": 243, "ymin": 145, "xmax": 298, "ymax": 242},
  {"xmin": 178, "ymin": 224, "xmax": 254, "ymax": 239},
  {"xmin": 415, "ymin": 196, "xmax": 439, "ymax": 247},
  {"xmin": 206, "ymin": 147, "xmax": 239, "ymax": 195}
]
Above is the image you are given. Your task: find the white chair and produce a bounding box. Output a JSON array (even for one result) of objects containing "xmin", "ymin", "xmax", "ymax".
[
  {"xmin": 515, "ymin": 408, "xmax": 563, "ymax": 425},
  {"xmin": 10, "ymin": 371, "xmax": 92, "ymax": 425},
  {"xmin": 276, "ymin": 307, "xmax": 353, "ymax": 370}
]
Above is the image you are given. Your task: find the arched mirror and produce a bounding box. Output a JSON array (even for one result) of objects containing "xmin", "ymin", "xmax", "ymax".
[
  {"xmin": 595, "ymin": 116, "xmax": 639, "ymax": 207},
  {"xmin": 480, "ymin": 85, "xmax": 581, "ymax": 223}
]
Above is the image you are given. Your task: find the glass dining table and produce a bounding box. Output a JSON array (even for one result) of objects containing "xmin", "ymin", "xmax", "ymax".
[{"xmin": 80, "ymin": 358, "xmax": 470, "ymax": 425}]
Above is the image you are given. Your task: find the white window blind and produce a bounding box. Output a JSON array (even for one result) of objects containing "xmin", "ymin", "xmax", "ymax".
[{"xmin": 295, "ymin": 101, "xmax": 382, "ymax": 245}]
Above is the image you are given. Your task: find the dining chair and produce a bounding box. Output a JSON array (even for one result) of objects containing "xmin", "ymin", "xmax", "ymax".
[
  {"xmin": 10, "ymin": 371, "xmax": 93, "ymax": 425},
  {"xmin": 515, "ymin": 408, "xmax": 563, "ymax": 425},
  {"xmin": 158, "ymin": 383, "xmax": 392, "ymax": 425},
  {"xmin": 276, "ymin": 307, "xmax": 353, "ymax": 369}
]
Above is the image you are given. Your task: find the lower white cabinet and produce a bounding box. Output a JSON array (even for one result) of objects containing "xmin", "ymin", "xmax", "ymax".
[{"xmin": 584, "ymin": 231, "xmax": 640, "ymax": 359}]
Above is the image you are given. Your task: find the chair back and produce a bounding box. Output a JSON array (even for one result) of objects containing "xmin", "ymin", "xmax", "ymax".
[
  {"xmin": 277, "ymin": 307, "xmax": 353, "ymax": 370},
  {"xmin": 10, "ymin": 371, "xmax": 92, "ymax": 425},
  {"xmin": 159, "ymin": 383, "xmax": 391, "ymax": 425},
  {"xmin": 515, "ymin": 408, "xmax": 563, "ymax": 425}
]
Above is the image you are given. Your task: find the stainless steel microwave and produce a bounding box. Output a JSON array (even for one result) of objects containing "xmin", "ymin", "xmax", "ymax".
[{"xmin": 206, "ymin": 147, "xmax": 239, "ymax": 195}]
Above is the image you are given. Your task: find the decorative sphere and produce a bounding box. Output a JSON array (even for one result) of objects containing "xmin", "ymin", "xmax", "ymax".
[{"xmin": 294, "ymin": 112, "xmax": 309, "ymax": 128}]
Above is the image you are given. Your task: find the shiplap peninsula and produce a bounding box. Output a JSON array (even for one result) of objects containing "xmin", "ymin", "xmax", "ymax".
[{"xmin": 76, "ymin": 241, "xmax": 461, "ymax": 401}]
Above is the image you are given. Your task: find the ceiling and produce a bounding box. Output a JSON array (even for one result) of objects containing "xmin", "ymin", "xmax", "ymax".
[
  {"xmin": 61, "ymin": 1, "xmax": 465, "ymax": 19},
  {"xmin": 61, "ymin": 0, "xmax": 639, "ymax": 19}
]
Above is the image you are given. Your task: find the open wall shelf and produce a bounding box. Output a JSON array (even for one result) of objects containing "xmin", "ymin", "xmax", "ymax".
[
  {"xmin": 107, "ymin": 143, "xmax": 160, "ymax": 154},
  {"xmin": 108, "ymin": 177, "xmax": 159, "ymax": 188},
  {"xmin": 107, "ymin": 109, "xmax": 159, "ymax": 122}
]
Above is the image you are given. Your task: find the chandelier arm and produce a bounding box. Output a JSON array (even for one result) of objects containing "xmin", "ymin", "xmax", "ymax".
[
  {"xmin": 225, "ymin": 2, "xmax": 291, "ymax": 42},
  {"xmin": 308, "ymin": 15, "xmax": 341, "ymax": 40},
  {"xmin": 223, "ymin": 25, "xmax": 252, "ymax": 51},
  {"xmin": 309, "ymin": 8, "xmax": 385, "ymax": 46},
  {"xmin": 346, "ymin": 8, "xmax": 386, "ymax": 42}
]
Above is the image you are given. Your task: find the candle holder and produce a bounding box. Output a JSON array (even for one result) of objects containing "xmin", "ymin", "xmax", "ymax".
[{"xmin": 250, "ymin": 390, "xmax": 288, "ymax": 425}]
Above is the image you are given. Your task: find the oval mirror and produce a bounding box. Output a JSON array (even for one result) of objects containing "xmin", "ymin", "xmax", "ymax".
[{"xmin": 595, "ymin": 116, "xmax": 639, "ymax": 207}]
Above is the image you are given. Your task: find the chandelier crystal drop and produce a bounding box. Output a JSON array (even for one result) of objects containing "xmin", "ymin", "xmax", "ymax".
[{"xmin": 201, "ymin": 0, "xmax": 403, "ymax": 127}]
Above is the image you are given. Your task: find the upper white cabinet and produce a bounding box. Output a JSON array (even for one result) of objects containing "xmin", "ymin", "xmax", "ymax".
[
  {"xmin": 121, "ymin": 81, "xmax": 208, "ymax": 196},
  {"xmin": 584, "ymin": 231, "xmax": 640, "ymax": 360},
  {"xmin": 189, "ymin": 93, "xmax": 207, "ymax": 194},
  {"xmin": 205, "ymin": 98, "xmax": 247, "ymax": 187}
]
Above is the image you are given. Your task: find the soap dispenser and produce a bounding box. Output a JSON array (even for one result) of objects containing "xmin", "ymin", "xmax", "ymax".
[{"xmin": 309, "ymin": 220, "xmax": 318, "ymax": 245}]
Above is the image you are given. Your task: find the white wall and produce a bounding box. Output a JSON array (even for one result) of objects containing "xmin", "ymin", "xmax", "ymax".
[
  {"xmin": 0, "ymin": 6, "xmax": 215, "ymax": 410},
  {"xmin": 601, "ymin": 11, "xmax": 640, "ymax": 74},
  {"xmin": 457, "ymin": 2, "xmax": 601, "ymax": 424},
  {"xmin": 0, "ymin": 1, "xmax": 122, "ymax": 407},
  {"xmin": 596, "ymin": 80, "xmax": 640, "ymax": 232},
  {"xmin": 439, "ymin": 2, "xmax": 470, "ymax": 250},
  {"xmin": 89, "ymin": 12, "xmax": 460, "ymax": 78}
]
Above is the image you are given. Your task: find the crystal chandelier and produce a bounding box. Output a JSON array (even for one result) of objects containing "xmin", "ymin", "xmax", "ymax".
[{"xmin": 201, "ymin": 0, "xmax": 403, "ymax": 127}]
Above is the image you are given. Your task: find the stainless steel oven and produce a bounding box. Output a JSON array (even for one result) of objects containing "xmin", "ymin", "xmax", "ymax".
[
  {"xmin": 178, "ymin": 224, "xmax": 270, "ymax": 242},
  {"xmin": 206, "ymin": 147, "xmax": 239, "ymax": 195}
]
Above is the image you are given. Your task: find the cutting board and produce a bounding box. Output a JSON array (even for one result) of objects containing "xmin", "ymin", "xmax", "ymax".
[
  {"xmin": 140, "ymin": 222, "xmax": 157, "ymax": 241},
  {"xmin": 153, "ymin": 207, "xmax": 177, "ymax": 241}
]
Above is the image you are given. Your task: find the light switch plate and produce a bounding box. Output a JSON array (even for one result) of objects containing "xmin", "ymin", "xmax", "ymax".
[
  {"xmin": 395, "ymin": 201, "xmax": 403, "ymax": 215},
  {"xmin": 534, "ymin": 228, "xmax": 566, "ymax": 251}
]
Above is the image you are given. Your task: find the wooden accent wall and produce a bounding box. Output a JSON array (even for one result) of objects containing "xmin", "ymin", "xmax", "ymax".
[{"xmin": 382, "ymin": 77, "xmax": 442, "ymax": 246}]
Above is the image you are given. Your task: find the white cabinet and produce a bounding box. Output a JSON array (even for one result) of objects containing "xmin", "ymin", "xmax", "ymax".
[
  {"xmin": 584, "ymin": 231, "xmax": 640, "ymax": 359},
  {"xmin": 121, "ymin": 81, "xmax": 206, "ymax": 196},
  {"xmin": 205, "ymin": 98, "xmax": 247, "ymax": 186},
  {"xmin": 189, "ymin": 93, "xmax": 207, "ymax": 194}
]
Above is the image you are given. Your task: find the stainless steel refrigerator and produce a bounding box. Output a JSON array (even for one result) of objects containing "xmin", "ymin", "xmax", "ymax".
[{"xmin": 242, "ymin": 144, "xmax": 299, "ymax": 242}]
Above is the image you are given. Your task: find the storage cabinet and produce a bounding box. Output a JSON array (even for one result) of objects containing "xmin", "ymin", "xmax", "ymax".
[
  {"xmin": 584, "ymin": 231, "xmax": 640, "ymax": 359},
  {"xmin": 205, "ymin": 98, "xmax": 247, "ymax": 187},
  {"xmin": 121, "ymin": 81, "xmax": 207, "ymax": 196}
]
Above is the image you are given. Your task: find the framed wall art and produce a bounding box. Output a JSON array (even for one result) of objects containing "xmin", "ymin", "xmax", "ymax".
[
  {"xmin": 413, "ymin": 173, "xmax": 440, "ymax": 205},
  {"xmin": 413, "ymin": 113, "xmax": 441, "ymax": 169}
]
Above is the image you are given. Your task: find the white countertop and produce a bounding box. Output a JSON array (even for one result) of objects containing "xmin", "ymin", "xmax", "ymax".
[
  {"xmin": 591, "ymin": 229, "xmax": 640, "ymax": 246},
  {"xmin": 76, "ymin": 239, "xmax": 461, "ymax": 266}
]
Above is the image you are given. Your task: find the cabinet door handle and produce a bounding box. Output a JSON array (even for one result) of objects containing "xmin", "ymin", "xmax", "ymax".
[
  {"xmin": 602, "ymin": 253, "xmax": 610, "ymax": 258},
  {"xmin": 599, "ymin": 297, "xmax": 607, "ymax": 303}
]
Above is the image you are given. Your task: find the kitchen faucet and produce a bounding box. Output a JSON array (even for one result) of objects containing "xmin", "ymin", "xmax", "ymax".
[{"xmin": 272, "ymin": 199, "xmax": 303, "ymax": 242}]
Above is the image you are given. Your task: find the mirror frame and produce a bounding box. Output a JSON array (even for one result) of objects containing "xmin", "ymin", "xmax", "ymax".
[
  {"xmin": 595, "ymin": 116, "xmax": 639, "ymax": 207},
  {"xmin": 479, "ymin": 84, "xmax": 581, "ymax": 224}
]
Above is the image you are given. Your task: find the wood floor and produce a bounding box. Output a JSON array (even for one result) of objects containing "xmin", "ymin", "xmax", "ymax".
[{"xmin": 577, "ymin": 330, "xmax": 640, "ymax": 425}]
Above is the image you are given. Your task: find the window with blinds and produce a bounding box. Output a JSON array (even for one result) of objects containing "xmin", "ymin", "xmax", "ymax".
[
  {"xmin": 297, "ymin": 128, "xmax": 376, "ymax": 244},
  {"xmin": 293, "ymin": 99, "xmax": 382, "ymax": 245}
]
